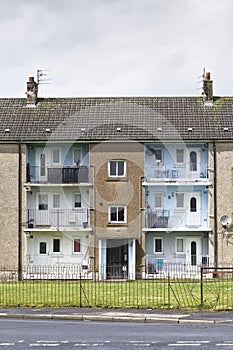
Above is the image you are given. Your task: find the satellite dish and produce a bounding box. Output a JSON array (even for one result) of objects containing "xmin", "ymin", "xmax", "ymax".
[{"xmin": 219, "ymin": 215, "xmax": 232, "ymax": 227}]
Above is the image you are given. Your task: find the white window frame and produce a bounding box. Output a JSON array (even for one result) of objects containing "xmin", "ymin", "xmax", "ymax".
[
  {"xmin": 52, "ymin": 193, "xmax": 61, "ymax": 209},
  {"xmin": 175, "ymin": 193, "xmax": 185, "ymax": 208},
  {"xmin": 73, "ymin": 237, "xmax": 81, "ymax": 254},
  {"xmin": 154, "ymin": 148, "xmax": 163, "ymax": 165},
  {"xmin": 52, "ymin": 237, "xmax": 62, "ymax": 254},
  {"xmin": 38, "ymin": 193, "xmax": 49, "ymax": 210},
  {"xmin": 176, "ymin": 148, "xmax": 185, "ymax": 165},
  {"xmin": 52, "ymin": 148, "xmax": 61, "ymax": 165},
  {"xmin": 108, "ymin": 160, "xmax": 126, "ymax": 177},
  {"xmin": 73, "ymin": 192, "xmax": 82, "ymax": 208},
  {"xmin": 154, "ymin": 237, "xmax": 163, "ymax": 254},
  {"xmin": 154, "ymin": 193, "xmax": 164, "ymax": 209},
  {"xmin": 108, "ymin": 206, "xmax": 127, "ymax": 223},
  {"xmin": 176, "ymin": 237, "xmax": 185, "ymax": 254},
  {"xmin": 73, "ymin": 148, "xmax": 81, "ymax": 166}
]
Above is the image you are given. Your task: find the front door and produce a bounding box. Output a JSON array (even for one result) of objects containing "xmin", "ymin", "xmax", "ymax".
[
  {"xmin": 186, "ymin": 192, "xmax": 201, "ymax": 226},
  {"xmin": 106, "ymin": 239, "xmax": 128, "ymax": 279},
  {"xmin": 186, "ymin": 237, "xmax": 202, "ymax": 267}
]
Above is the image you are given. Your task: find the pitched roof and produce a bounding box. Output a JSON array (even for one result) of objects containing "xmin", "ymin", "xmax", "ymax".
[{"xmin": 0, "ymin": 96, "xmax": 232, "ymax": 142}]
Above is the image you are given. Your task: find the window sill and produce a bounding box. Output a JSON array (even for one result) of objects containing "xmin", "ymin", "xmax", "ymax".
[
  {"xmin": 107, "ymin": 223, "xmax": 128, "ymax": 227},
  {"xmin": 106, "ymin": 177, "xmax": 128, "ymax": 182}
]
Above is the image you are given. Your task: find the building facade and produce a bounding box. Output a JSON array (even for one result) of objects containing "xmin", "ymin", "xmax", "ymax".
[{"xmin": 0, "ymin": 73, "xmax": 233, "ymax": 278}]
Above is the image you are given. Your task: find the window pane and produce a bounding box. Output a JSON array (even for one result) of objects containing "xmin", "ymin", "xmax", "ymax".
[
  {"xmin": 176, "ymin": 149, "xmax": 184, "ymax": 163},
  {"xmin": 155, "ymin": 239, "xmax": 162, "ymax": 253},
  {"xmin": 53, "ymin": 239, "xmax": 60, "ymax": 253},
  {"xmin": 53, "ymin": 194, "xmax": 60, "ymax": 208},
  {"xmin": 190, "ymin": 197, "xmax": 197, "ymax": 212},
  {"xmin": 176, "ymin": 193, "xmax": 184, "ymax": 208},
  {"xmin": 177, "ymin": 239, "xmax": 184, "ymax": 252},
  {"xmin": 118, "ymin": 207, "xmax": 125, "ymax": 221},
  {"xmin": 40, "ymin": 154, "xmax": 46, "ymax": 176},
  {"xmin": 118, "ymin": 161, "xmax": 124, "ymax": 176},
  {"xmin": 38, "ymin": 194, "xmax": 48, "ymax": 210},
  {"xmin": 53, "ymin": 149, "xmax": 60, "ymax": 164},
  {"xmin": 109, "ymin": 161, "xmax": 116, "ymax": 176},
  {"xmin": 155, "ymin": 194, "xmax": 162, "ymax": 208},
  {"xmin": 74, "ymin": 239, "xmax": 81, "ymax": 253},
  {"xmin": 74, "ymin": 193, "xmax": 81, "ymax": 208},
  {"xmin": 39, "ymin": 242, "xmax": 46, "ymax": 254},
  {"xmin": 110, "ymin": 207, "xmax": 117, "ymax": 221},
  {"xmin": 73, "ymin": 149, "xmax": 81, "ymax": 165},
  {"xmin": 190, "ymin": 151, "xmax": 197, "ymax": 171},
  {"xmin": 155, "ymin": 149, "xmax": 162, "ymax": 162}
]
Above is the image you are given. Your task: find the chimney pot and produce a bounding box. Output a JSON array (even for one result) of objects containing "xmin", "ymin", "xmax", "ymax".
[
  {"xmin": 28, "ymin": 77, "xmax": 34, "ymax": 82},
  {"xmin": 205, "ymin": 72, "xmax": 211, "ymax": 80}
]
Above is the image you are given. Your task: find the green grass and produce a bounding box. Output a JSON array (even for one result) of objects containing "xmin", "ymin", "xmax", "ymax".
[{"xmin": 0, "ymin": 278, "xmax": 233, "ymax": 310}]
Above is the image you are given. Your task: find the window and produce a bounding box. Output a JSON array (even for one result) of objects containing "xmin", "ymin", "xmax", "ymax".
[
  {"xmin": 73, "ymin": 148, "xmax": 81, "ymax": 166},
  {"xmin": 53, "ymin": 194, "xmax": 60, "ymax": 208},
  {"xmin": 176, "ymin": 193, "xmax": 184, "ymax": 208},
  {"xmin": 53, "ymin": 238, "xmax": 60, "ymax": 253},
  {"xmin": 38, "ymin": 194, "xmax": 48, "ymax": 210},
  {"xmin": 154, "ymin": 149, "xmax": 163, "ymax": 164},
  {"xmin": 40, "ymin": 153, "xmax": 46, "ymax": 176},
  {"xmin": 154, "ymin": 238, "xmax": 163, "ymax": 253},
  {"xmin": 74, "ymin": 238, "xmax": 81, "ymax": 253},
  {"xmin": 52, "ymin": 149, "xmax": 60, "ymax": 164},
  {"xmin": 176, "ymin": 149, "xmax": 184, "ymax": 164},
  {"xmin": 74, "ymin": 193, "xmax": 81, "ymax": 208},
  {"xmin": 154, "ymin": 193, "xmax": 163, "ymax": 208},
  {"xmin": 190, "ymin": 151, "xmax": 197, "ymax": 171},
  {"xmin": 109, "ymin": 160, "xmax": 125, "ymax": 177},
  {"xmin": 109, "ymin": 206, "xmax": 126, "ymax": 223},
  {"xmin": 190, "ymin": 197, "xmax": 197, "ymax": 212},
  {"xmin": 176, "ymin": 238, "xmax": 184, "ymax": 253},
  {"xmin": 39, "ymin": 242, "xmax": 47, "ymax": 254}
]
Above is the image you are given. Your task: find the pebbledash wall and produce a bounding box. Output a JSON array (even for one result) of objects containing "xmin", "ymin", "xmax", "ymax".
[
  {"xmin": 90, "ymin": 142, "xmax": 144, "ymax": 276},
  {"xmin": 0, "ymin": 144, "xmax": 26, "ymax": 269}
]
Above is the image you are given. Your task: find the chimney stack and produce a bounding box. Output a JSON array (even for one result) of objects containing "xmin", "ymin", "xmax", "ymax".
[
  {"xmin": 203, "ymin": 71, "xmax": 213, "ymax": 103},
  {"xmin": 26, "ymin": 76, "xmax": 38, "ymax": 106}
]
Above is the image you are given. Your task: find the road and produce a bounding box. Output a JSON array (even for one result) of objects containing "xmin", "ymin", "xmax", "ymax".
[{"xmin": 0, "ymin": 318, "xmax": 233, "ymax": 349}]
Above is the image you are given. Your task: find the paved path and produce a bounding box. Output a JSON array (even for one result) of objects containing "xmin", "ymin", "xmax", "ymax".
[{"xmin": 0, "ymin": 307, "xmax": 233, "ymax": 324}]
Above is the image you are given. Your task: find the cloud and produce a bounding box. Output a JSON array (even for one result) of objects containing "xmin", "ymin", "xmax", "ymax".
[{"xmin": 0, "ymin": 0, "xmax": 232, "ymax": 97}]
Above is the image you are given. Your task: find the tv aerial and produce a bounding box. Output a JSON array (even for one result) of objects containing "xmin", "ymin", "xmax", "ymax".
[{"xmin": 36, "ymin": 69, "xmax": 51, "ymax": 96}]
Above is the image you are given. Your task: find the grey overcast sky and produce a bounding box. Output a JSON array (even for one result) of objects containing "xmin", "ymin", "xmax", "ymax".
[{"xmin": 0, "ymin": 0, "xmax": 232, "ymax": 98}]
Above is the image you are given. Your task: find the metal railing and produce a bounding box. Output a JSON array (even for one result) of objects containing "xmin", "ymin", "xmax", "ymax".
[
  {"xmin": 0, "ymin": 265, "xmax": 233, "ymax": 310},
  {"xmin": 144, "ymin": 208, "xmax": 209, "ymax": 229},
  {"xmin": 145, "ymin": 166, "xmax": 209, "ymax": 181},
  {"xmin": 26, "ymin": 208, "xmax": 89, "ymax": 228},
  {"xmin": 26, "ymin": 164, "xmax": 89, "ymax": 184}
]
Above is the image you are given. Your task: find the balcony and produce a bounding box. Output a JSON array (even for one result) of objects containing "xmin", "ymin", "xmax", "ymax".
[
  {"xmin": 144, "ymin": 209, "xmax": 209, "ymax": 230},
  {"xmin": 144, "ymin": 166, "xmax": 209, "ymax": 183},
  {"xmin": 26, "ymin": 208, "xmax": 90, "ymax": 229},
  {"xmin": 26, "ymin": 164, "xmax": 89, "ymax": 184}
]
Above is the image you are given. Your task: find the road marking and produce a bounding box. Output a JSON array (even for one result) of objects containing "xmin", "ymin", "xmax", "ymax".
[
  {"xmin": 0, "ymin": 344, "xmax": 15, "ymax": 347},
  {"xmin": 168, "ymin": 341, "xmax": 210, "ymax": 347}
]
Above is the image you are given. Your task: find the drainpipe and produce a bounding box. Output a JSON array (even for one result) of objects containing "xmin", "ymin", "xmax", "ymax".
[
  {"xmin": 18, "ymin": 142, "xmax": 22, "ymax": 280},
  {"xmin": 213, "ymin": 141, "xmax": 218, "ymax": 269}
]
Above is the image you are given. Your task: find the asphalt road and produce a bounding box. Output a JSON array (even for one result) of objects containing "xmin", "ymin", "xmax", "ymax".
[{"xmin": 0, "ymin": 318, "xmax": 233, "ymax": 349}]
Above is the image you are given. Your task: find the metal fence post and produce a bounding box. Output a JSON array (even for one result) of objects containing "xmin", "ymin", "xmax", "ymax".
[{"xmin": 200, "ymin": 267, "xmax": 203, "ymax": 307}]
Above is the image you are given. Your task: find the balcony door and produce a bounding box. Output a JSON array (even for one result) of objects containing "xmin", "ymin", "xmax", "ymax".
[
  {"xmin": 186, "ymin": 237, "xmax": 202, "ymax": 267},
  {"xmin": 186, "ymin": 192, "xmax": 201, "ymax": 226},
  {"xmin": 187, "ymin": 149, "xmax": 201, "ymax": 178}
]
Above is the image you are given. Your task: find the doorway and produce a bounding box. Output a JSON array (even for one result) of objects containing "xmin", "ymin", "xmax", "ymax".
[
  {"xmin": 186, "ymin": 237, "xmax": 202, "ymax": 267},
  {"xmin": 106, "ymin": 239, "xmax": 128, "ymax": 279}
]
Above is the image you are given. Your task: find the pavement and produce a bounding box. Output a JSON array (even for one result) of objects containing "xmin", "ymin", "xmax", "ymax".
[{"xmin": 0, "ymin": 307, "xmax": 233, "ymax": 324}]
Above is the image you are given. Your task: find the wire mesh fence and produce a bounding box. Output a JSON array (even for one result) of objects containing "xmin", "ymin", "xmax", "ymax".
[{"xmin": 0, "ymin": 265, "xmax": 233, "ymax": 310}]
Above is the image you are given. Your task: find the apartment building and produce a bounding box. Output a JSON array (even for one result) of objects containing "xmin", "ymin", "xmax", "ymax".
[{"xmin": 0, "ymin": 72, "xmax": 233, "ymax": 278}]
